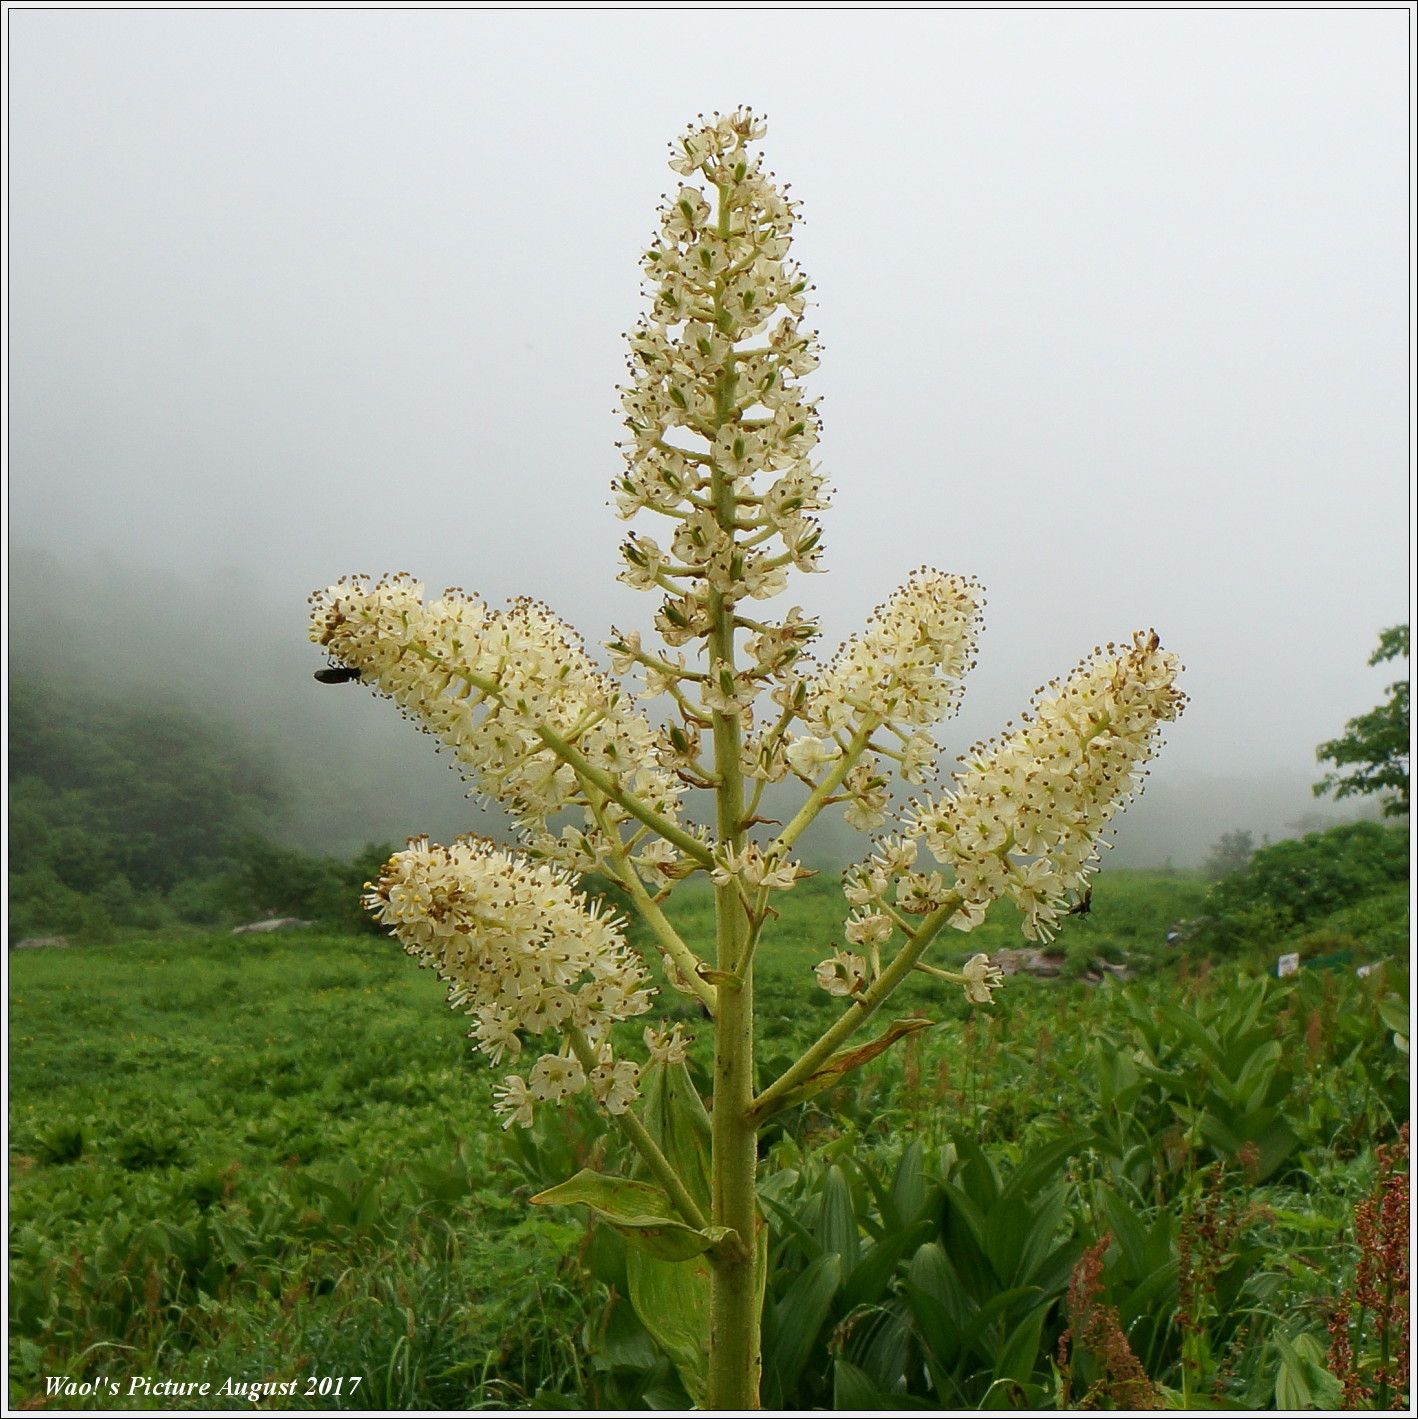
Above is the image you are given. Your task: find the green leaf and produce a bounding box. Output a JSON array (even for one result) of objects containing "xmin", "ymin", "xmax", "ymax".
[
  {"xmin": 842, "ymin": 1217, "xmax": 935, "ymax": 1312},
  {"xmin": 626, "ymin": 1247, "xmax": 713, "ymax": 1408},
  {"xmin": 637, "ymin": 1052, "xmax": 713, "ymax": 1214},
  {"xmin": 766, "ymin": 1252, "xmax": 842, "ymax": 1403},
  {"xmin": 816, "ymin": 1165, "xmax": 861, "ymax": 1270},
  {"xmin": 1378, "ymin": 993, "xmax": 1409, "ymax": 1039},
  {"xmin": 1272, "ymin": 1330, "xmax": 1344, "ymax": 1412},
  {"xmin": 530, "ymin": 1169, "xmax": 732, "ymax": 1261},
  {"xmin": 757, "ymin": 1017, "xmax": 933, "ymax": 1117},
  {"xmin": 833, "ymin": 1358, "xmax": 902, "ymax": 1410}
]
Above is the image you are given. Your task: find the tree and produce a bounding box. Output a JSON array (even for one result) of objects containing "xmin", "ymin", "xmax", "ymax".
[
  {"xmin": 1315, "ymin": 626, "xmax": 1410, "ymax": 818},
  {"xmin": 1202, "ymin": 830, "xmax": 1255, "ymax": 881}
]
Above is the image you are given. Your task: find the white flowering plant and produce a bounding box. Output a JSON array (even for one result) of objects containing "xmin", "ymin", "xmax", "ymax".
[{"xmin": 309, "ymin": 109, "xmax": 1185, "ymax": 1410}]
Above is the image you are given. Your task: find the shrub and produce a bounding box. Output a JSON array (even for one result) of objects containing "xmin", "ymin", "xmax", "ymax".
[{"xmin": 1198, "ymin": 822, "xmax": 1408, "ymax": 952}]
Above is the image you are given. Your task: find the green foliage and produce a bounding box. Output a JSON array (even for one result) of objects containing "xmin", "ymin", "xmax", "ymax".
[
  {"xmin": 9, "ymin": 861, "xmax": 1408, "ymax": 1410},
  {"xmin": 1315, "ymin": 624, "xmax": 1410, "ymax": 817},
  {"xmin": 7, "ymin": 680, "xmax": 395, "ymax": 942},
  {"xmin": 8, "ymin": 929, "xmax": 593, "ymax": 1411},
  {"xmin": 1197, "ymin": 820, "xmax": 1408, "ymax": 952},
  {"xmin": 214, "ymin": 836, "xmax": 395, "ymax": 934},
  {"xmin": 9, "ymin": 680, "xmax": 283, "ymax": 895}
]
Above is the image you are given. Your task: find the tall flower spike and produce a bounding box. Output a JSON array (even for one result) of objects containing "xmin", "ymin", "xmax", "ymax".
[
  {"xmin": 616, "ymin": 110, "xmax": 830, "ymax": 626},
  {"xmin": 908, "ymin": 631, "xmax": 1186, "ymax": 941}
]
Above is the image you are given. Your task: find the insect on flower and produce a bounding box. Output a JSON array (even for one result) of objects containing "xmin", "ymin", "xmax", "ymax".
[
  {"xmin": 313, "ymin": 662, "xmax": 362, "ymax": 684},
  {"xmin": 1065, "ymin": 888, "xmax": 1093, "ymax": 918}
]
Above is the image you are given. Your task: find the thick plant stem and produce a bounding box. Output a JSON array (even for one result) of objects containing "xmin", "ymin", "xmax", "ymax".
[
  {"xmin": 705, "ymin": 293, "xmax": 761, "ymax": 1405},
  {"xmin": 708, "ymin": 960, "xmax": 759, "ymax": 1409},
  {"xmin": 705, "ymin": 620, "xmax": 761, "ymax": 1406}
]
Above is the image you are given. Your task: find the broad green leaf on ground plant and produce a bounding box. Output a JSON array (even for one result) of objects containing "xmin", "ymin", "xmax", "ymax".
[
  {"xmin": 1378, "ymin": 992, "xmax": 1408, "ymax": 1052},
  {"xmin": 814, "ymin": 1164, "xmax": 863, "ymax": 1270},
  {"xmin": 759, "ymin": 1018, "xmax": 934, "ymax": 1119},
  {"xmin": 1271, "ymin": 1330, "xmax": 1344, "ymax": 1411},
  {"xmin": 833, "ymin": 1357, "xmax": 900, "ymax": 1410},
  {"xmin": 530, "ymin": 1169, "xmax": 732, "ymax": 1261},
  {"xmin": 1172, "ymin": 1100, "xmax": 1299, "ymax": 1181},
  {"xmin": 625, "ymin": 1246, "xmax": 713, "ymax": 1408},
  {"xmin": 762, "ymin": 1252, "xmax": 842, "ymax": 1405},
  {"xmin": 841, "ymin": 1217, "xmax": 936, "ymax": 1312},
  {"xmin": 856, "ymin": 1138, "xmax": 932, "ymax": 1234}
]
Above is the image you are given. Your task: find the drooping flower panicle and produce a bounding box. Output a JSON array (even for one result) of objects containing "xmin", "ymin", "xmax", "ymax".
[
  {"xmin": 365, "ymin": 836, "xmax": 654, "ymax": 1126},
  {"xmin": 309, "ymin": 574, "xmax": 684, "ymax": 855},
  {"xmin": 907, "ymin": 631, "xmax": 1186, "ymax": 941}
]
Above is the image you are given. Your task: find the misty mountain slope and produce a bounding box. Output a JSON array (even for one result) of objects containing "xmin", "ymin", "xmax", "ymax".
[{"xmin": 8, "ymin": 549, "xmax": 1385, "ymax": 870}]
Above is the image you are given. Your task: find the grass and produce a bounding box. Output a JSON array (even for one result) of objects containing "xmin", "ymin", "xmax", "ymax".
[
  {"xmin": 7, "ymin": 867, "xmax": 1407, "ymax": 1409},
  {"xmin": 9, "ymin": 929, "xmax": 592, "ymax": 1410}
]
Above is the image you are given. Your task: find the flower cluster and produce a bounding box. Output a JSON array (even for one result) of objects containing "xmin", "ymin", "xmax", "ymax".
[
  {"xmin": 613, "ymin": 109, "xmax": 828, "ymax": 725},
  {"xmin": 797, "ymin": 570, "xmax": 984, "ymax": 746},
  {"xmin": 365, "ymin": 837, "xmax": 654, "ymax": 1127},
  {"xmin": 308, "ymin": 574, "xmax": 684, "ymax": 852},
  {"xmin": 907, "ymin": 631, "xmax": 1186, "ymax": 940}
]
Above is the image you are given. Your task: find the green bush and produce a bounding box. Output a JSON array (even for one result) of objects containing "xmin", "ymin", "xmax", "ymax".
[{"xmin": 1198, "ymin": 821, "xmax": 1408, "ymax": 952}]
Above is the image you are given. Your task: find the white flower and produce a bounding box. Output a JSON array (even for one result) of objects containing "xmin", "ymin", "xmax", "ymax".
[
  {"xmin": 844, "ymin": 912, "xmax": 893, "ymax": 948},
  {"xmin": 632, "ymin": 838, "xmax": 682, "ymax": 890},
  {"xmin": 959, "ymin": 953, "xmax": 1004, "ymax": 1004},
  {"xmin": 710, "ymin": 843, "xmax": 804, "ymax": 892},
  {"xmin": 645, "ymin": 1022, "xmax": 692, "ymax": 1064},
  {"xmin": 528, "ymin": 1052, "xmax": 587, "ymax": 1104},
  {"xmin": 786, "ymin": 735, "xmax": 840, "ymax": 778},
  {"xmin": 492, "ymin": 1075, "xmax": 536, "ymax": 1130},
  {"xmin": 814, "ymin": 950, "xmax": 867, "ymax": 997},
  {"xmin": 588, "ymin": 1058, "xmax": 642, "ymax": 1114}
]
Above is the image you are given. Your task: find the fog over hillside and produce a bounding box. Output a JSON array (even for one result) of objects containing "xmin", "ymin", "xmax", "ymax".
[
  {"xmin": 8, "ymin": 10, "xmax": 1408, "ymax": 872},
  {"xmin": 8, "ymin": 549, "xmax": 1386, "ymax": 871}
]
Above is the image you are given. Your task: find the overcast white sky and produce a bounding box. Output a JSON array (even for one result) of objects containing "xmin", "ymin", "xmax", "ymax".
[{"xmin": 7, "ymin": 6, "xmax": 1412, "ymax": 858}]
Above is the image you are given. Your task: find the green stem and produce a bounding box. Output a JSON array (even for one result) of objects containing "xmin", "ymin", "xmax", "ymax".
[
  {"xmin": 705, "ymin": 184, "xmax": 761, "ymax": 1406},
  {"xmin": 772, "ymin": 720, "xmax": 877, "ymax": 853},
  {"xmin": 750, "ymin": 894, "xmax": 962, "ymax": 1121},
  {"xmin": 588, "ymin": 800, "xmax": 718, "ymax": 1016},
  {"xmin": 532, "ymin": 723, "xmax": 713, "ymax": 868}
]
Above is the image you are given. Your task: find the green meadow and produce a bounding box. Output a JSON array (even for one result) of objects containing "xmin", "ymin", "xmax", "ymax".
[{"xmin": 8, "ymin": 843, "xmax": 1410, "ymax": 1410}]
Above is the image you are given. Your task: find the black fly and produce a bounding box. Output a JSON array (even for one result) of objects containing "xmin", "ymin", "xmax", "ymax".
[
  {"xmin": 314, "ymin": 663, "xmax": 362, "ymax": 684},
  {"xmin": 1065, "ymin": 888, "xmax": 1093, "ymax": 918}
]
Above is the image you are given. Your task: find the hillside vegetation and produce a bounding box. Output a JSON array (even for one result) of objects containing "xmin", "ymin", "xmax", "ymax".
[{"xmin": 8, "ymin": 828, "xmax": 1408, "ymax": 1410}]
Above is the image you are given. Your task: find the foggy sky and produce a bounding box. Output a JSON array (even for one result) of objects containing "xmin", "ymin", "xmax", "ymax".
[{"xmin": 8, "ymin": 8, "xmax": 1412, "ymax": 863}]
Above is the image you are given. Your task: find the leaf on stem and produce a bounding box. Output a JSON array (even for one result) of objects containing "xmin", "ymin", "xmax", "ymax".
[
  {"xmin": 753, "ymin": 1017, "xmax": 934, "ymax": 1120},
  {"xmin": 530, "ymin": 1168, "xmax": 733, "ymax": 1261}
]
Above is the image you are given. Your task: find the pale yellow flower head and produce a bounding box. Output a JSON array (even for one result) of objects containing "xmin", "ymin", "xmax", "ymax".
[
  {"xmin": 365, "ymin": 837, "xmax": 653, "ymax": 1127},
  {"xmin": 800, "ymin": 569, "xmax": 984, "ymax": 742},
  {"xmin": 614, "ymin": 111, "xmax": 829, "ymax": 643},
  {"xmin": 309, "ymin": 574, "xmax": 684, "ymax": 852},
  {"xmin": 909, "ymin": 631, "xmax": 1186, "ymax": 941}
]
